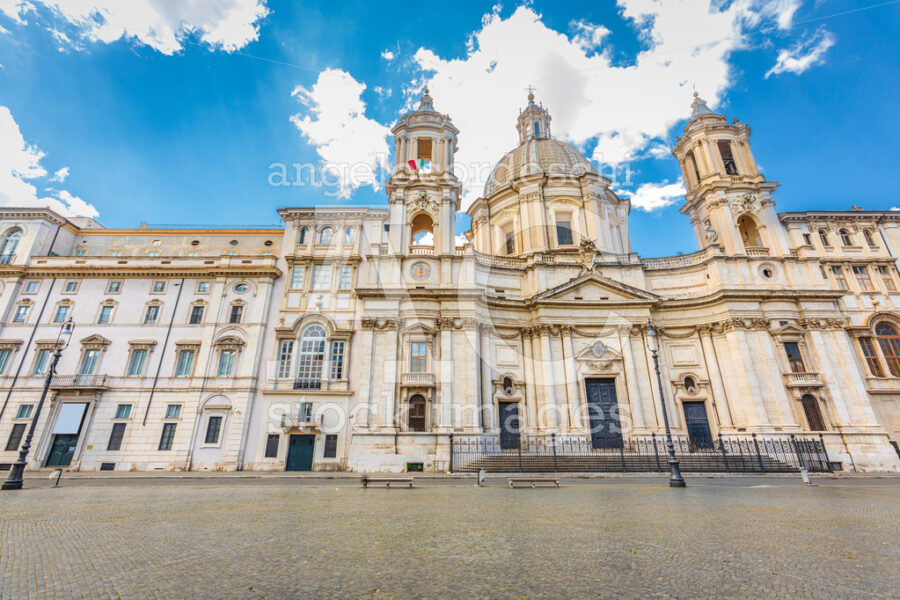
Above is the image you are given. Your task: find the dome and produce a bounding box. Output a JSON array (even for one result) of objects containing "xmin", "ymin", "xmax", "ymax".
[{"xmin": 483, "ymin": 137, "xmax": 596, "ymax": 197}]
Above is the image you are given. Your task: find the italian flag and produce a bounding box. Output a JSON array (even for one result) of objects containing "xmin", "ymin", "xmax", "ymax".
[{"xmin": 408, "ymin": 158, "xmax": 425, "ymax": 171}]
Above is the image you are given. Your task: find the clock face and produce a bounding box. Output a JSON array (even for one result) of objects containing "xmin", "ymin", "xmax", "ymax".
[{"xmin": 410, "ymin": 261, "xmax": 431, "ymax": 281}]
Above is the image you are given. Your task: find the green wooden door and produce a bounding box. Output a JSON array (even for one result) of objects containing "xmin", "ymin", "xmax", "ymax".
[
  {"xmin": 285, "ymin": 435, "xmax": 315, "ymax": 471},
  {"xmin": 46, "ymin": 434, "xmax": 79, "ymax": 467}
]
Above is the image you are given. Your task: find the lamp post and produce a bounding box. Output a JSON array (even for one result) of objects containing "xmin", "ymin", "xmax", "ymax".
[
  {"xmin": 647, "ymin": 320, "xmax": 686, "ymax": 488},
  {"xmin": 2, "ymin": 318, "xmax": 74, "ymax": 491}
]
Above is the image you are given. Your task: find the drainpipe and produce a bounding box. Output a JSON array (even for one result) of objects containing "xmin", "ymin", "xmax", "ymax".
[
  {"xmin": 0, "ymin": 278, "xmax": 57, "ymax": 421},
  {"xmin": 142, "ymin": 278, "xmax": 184, "ymax": 426}
]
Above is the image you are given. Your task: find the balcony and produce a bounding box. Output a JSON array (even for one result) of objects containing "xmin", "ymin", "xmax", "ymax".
[
  {"xmin": 410, "ymin": 245, "xmax": 434, "ymax": 256},
  {"xmin": 745, "ymin": 246, "xmax": 771, "ymax": 257},
  {"xmin": 401, "ymin": 372, "xmax": 435, "ymax": 387},
  {"xmin": 50, "ymin": 374, "xmax": 109, "ymax": 390},
  {"xmin": 280, "ymin": 412, "xmax": 323, "ymax": 432},
  {"xmin": 286, "ymin": 378, "xmax": 349, "ymax": 392},
  {"xmin": 782, "ymin": 372, "xmax": 823, "ymax": 388}
]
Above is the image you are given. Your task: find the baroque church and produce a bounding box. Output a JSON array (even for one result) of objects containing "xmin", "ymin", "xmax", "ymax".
[{"xmin": 0, "ymin": 90, "xmax": 898, "ymax": 474}]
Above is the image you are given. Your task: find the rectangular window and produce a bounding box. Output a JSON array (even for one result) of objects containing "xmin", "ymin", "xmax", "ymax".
[
  {"xmin": 52, "ymin": 305, "xmax": 70, "ymax": 323},
  {"xmin": 127, "ymin": 349, "xmax": 147, "ymax": 377},
  {"xmin": 312, "ymin": 265, "xmax": 331, "ymax": 290},
  {"xmin": 229, "ymin": 304, "xmax": 243, "ymax": 323},
  {"xmin": 24, "ymin": 281, "xmax": 39, "ymax": 293},
  {"xmin": 802, "ymin": 233, "xmax": 811, "ymax": 246},
  {"xmin": 148, "ymin": 250, "xmax": 160, "ymax": 257},
  {"xmin": 877, "ymin": 266, "xmax": 896, "ymax": 291},
  {"xmin": 64, "ymin": 281, "xmax": 78, "ymax": 293},
  {"xmin": 264, "ymin": 434, "xmax": 279, "ymax": 458},
  {"xmin": 98, "ymin": 305, "xmax": 113, "ymax": 324},
  {"xmin": 165, "ymin": 404, "xmax": 182, "ymax": 419},
  {"xmin": 5, "ymin": 423, "xmax": 26, "ymax": 452},
  {"xmin": 15, "ymin": 404, "xmax": 33, "ymax": 419},
  {"xmin": 109, "ymin": 249, "xmax": 123, "ymax": 257},
  {"xmin": 187, "ymin": 251, "xmax": 199, "ymax": 257},
  {"xmin": 114, "ymin": 404, "xmax": 132, "ymax": 419},
  {"xmin": 79, "ymin": 349, "xmax": 99, "ymax": 375},
  {"xmin": 831, "ymin": 266, "xmax": 848, "ymax": 290},
  {"xmin": 158, "ymin": 423, "xmax": 177, "ymax": 450},
  {"xmin": 144, "ymin": 305, "xmax": 160, "ymax": 324},
  {"xmin": 13, "ymin": 305, "xmax": 29, "ymax": 323},
  {"xmin": 74, "ymin": 248, "xmax": 87, "ymax": 256},
  {"xmin": 853, "ymin": 266, "xmax": 873, "ymax": 291},
  {"xmin": 556, "ymin": 220, "xmax": 574, "ymax": 246},
  {"xmin": 217, "ymin": 350, "xmax": 235, "ymax": 377},
  {"xmin": 324, "ymin": 434, "xmax": 338, "ymax": 458},
  {"xmin": 224, "ymin": 250, "xmax": 237, "ymax": 256},
  {"xmin": 329, "ymin": 340, "xmax": 345, "ymax": 380},
  {"xmin": 290, "ymin": 265, "xmax": 305, "ymax": 289},
  {"xmin": 505, "ymin": 231, "xmax": 515, "ymax": 255},
  {"xmin": 204, "ymin": 416, "xmax": 223, "ymax": 444},
  {"xmin": 859, "ymin": 337, "xmax": 884, "ymax": 377},
  {"xmin": 107, "ymin": 280, "xmax": 121, "ymax": 293},
  {"xmin": 338, "ymin": 265, "xmax": 352, "ymax": 290},
  {"xmin": 276, "ymin": 339, "xmax": 294, "ymax": 378},
  {"xmin": 299, "ymin": 402, "xmax": 313, "ymax": 422},
  {"xmin": 189, "ymin": 305, "xmax": 204, "ymax": 324},
  {"xmin": 717, "ymin": 140, "xmax": 738, "ymax": 175},
  {"xmin": 151, "ymin": 281, "xmax": 166, "ymax": 293},
  {"xmin": 107, "ymin": 422, "xmax": 126, "ymax": 451},
  {"xmin": 197, "ymin": 281, "xmax": 210, "ymax": 293},
  {"xmin": 175, "ymin": 349, "xmax": 195, "ymax": 378},
  {"xmin": 0, "ymin": 349, "xmax": 11, "ymax": 375},
  {"xmin": 784, "ymin": 342, "xmax": 805, "ymax": 373},
  {"xmin": 410, "ymin": 342, "xmax": 427, "ymax": 373},
  {"xmin": 32, "ymin": 350, "xmax": 51, "ymax": 376}
]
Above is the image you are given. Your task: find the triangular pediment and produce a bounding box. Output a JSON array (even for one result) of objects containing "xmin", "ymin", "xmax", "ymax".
[
  {"xmin": 79, "ymin": 334, "xmax": 111, "ymax": 346},
  {"xmin": 532, "ymin": 273, "xmax": 659, "ymax": 303}
]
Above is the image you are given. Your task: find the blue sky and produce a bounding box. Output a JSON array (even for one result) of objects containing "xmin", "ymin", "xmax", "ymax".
[{"xmin": 0, "ymin": 0, "xmax": 898, "ymax": 257}]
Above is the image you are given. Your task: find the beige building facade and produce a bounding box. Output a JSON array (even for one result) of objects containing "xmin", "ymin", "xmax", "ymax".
[{"xmin": 0, "ymin": 91, "xmax": 898, "ymax": 474}]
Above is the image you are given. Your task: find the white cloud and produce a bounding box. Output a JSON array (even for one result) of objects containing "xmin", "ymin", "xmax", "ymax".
[
  {"xmin": 381, "ymin": 49, "xmax": 395, "ymax": 61},
  {"xmin": 290, "ymin": 68, "xmax": 391, "ymax": 199},
  {"xmin": 0, "ymin": 106, "xmax": 99, "ymax": 218},
  {"xmin": 373, "ymin": 86, "xmax": 392, "ymax": 98},
  {"xmin": 766, "ymin": 28, "xmax": 835, "ymax": 78},
  {"xmin": 407, "ymin": 2, "xmax": 796, "ymax": 208},
  {"xmin": 1, "ymin": 0, "xmax": 269, "ymax": 54},
  {"xmin": 621, "ymin": 180, "xmax": 685, "ymax": 212},
  {"xmin": 50, "ymin": 166, "xmax": 68, "ymax": 182}
]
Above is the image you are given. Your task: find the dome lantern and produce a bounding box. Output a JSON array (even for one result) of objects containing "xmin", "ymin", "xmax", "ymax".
[{"xmin": 516, "ymin": 90, "xmax": 551, "ymax": 144}]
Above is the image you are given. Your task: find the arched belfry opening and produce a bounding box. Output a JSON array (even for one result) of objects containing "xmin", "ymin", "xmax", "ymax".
[
  {"xmin": 410, "ymin": 213, "xmax": 435, "ymax": 247},
  {"xmin": 737, "ymin": 214, "xmax": 763, "ymax": 248}
]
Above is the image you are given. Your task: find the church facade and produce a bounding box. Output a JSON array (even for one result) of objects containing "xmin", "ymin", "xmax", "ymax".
[{"xmin": 0, "ymin": 91, "xmax": 898, "ymax": 474}]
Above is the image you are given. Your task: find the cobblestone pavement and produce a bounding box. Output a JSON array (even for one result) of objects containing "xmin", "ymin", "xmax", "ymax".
[{"xmin": 1, "ymin": 477, "xmax": 898, "ymax": 599}]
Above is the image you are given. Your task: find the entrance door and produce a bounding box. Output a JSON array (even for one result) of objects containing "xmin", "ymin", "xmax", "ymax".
[
  {"xmin": 801, "ymin": 394, "xmax": 826, "ymax": 431},
  {"xmin": 683, "ymin": 401, "xmax": 713, "ymax": 449},
  {"xmin": 585, "ymin": 379, "xmax": 622, "ymax": 449},
  {"xmin": 285, "ymin": 434, "xmax": 315, "ymax": 471},
  {"xmin": 498, "ymin": 402, "xmax": 520, "ymax": 450},
  {"xmin": 408, "ymin": 395, "xmax": 426, "ymax": 432},
  {"xmin": 46, "ymin": 434, "xmax": 79, "ymax": 467},
  {"xmin": 45, "ymin": 402, "xmax": 88, "ymax": 467}
]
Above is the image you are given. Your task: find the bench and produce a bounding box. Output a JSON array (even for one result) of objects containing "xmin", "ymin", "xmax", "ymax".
[
  {"xmin": 361, "ymin": 476, "xmax": 414, "ymax": 488},
  {"xmin": 508, "ymin": 477, "xmax": 560, "ymax": 488}
]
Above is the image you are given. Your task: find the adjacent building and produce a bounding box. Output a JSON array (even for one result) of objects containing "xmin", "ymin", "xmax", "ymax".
[{"xmin": 1, "ymin": 91, "xmax": 898, "ymax": 474}]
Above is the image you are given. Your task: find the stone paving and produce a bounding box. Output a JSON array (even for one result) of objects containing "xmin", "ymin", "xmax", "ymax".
[{"xmin": 0, "ymin": 476, "xmax": 898, "ymax": 599}]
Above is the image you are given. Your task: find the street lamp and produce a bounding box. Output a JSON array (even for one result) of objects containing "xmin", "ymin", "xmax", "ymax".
[
  {"xmin": 2, "ymin": 318, "xmax": 75, "ymax": 491},
  {"xmin": 646, "ymin": 320, "xmax": 686, "ymax": 488}
]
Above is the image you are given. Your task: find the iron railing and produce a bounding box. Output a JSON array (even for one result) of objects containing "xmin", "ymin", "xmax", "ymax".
[
  {"xmin": 449, "ymin": 432, "xmax": 832, "ymax": 474},
  {"xmin": 49, "ymin": 374, "xmax": 109, "ymax": 389}
]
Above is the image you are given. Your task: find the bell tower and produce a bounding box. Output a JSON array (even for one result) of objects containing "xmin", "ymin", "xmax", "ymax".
[
  {"xmin": 385, "ymin": 89, "xmax": 462, "ymax": 256},
  {"xmin": 672, "ymin": 92, "xmax": 789, "ymax": 257}
]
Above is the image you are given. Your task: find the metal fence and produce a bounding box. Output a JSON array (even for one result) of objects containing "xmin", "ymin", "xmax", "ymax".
[{"xmin": 449, "ymin": 432, "xmax": 832, "ymax": 474}]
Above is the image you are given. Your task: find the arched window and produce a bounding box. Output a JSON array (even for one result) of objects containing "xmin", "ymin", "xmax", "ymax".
[
  {"xmin": 685, "ymin": 150, "xmax": 701, "ymax": 186},
  {"xmin": 296, "ymin": 324, "xmax": 327, "ymax": 389},
  {"xmin": 298, "ymin": 227, "xmax": 309, "ymax": 244},
  {"xmin": 839, "ymin": 229, "xmax": 853, "ymax": 246},
  {"xmin": 875, "ymin": 323, "xmax": 900, "ymax": 376},
  {"xmin": 408, "ymin": 395, "xmax": 426, "ymax": 432},
  {"xmin": 533, "ymin": 122, "xmax": 540, "ymax": 137},
  {"xmin": 818, "ymin": 229, "xmax": 829, "ymax": 246},
  {"xmin": 737, "ymin": 215, "xmax": 762, "ymax": 247},
  {"xmin": 410, "ymin": 213, "xmax": 434, "ymax": 247},
  {"xmin": 864, "ymin": 230, "xmax": 876, "ymax": 248},
  {"xmin": 0, "ymin": 228, "xmax": 22, "ymax": 263},
  {"xmin": 684, "ymin": 376, "xmax": 697, "ymax": 393},
  {"xmin": 344, "ymin": 227, "xmax": 354, "ymax": 243},
  {"xmin": 800, "ymin": 394, "xmax": 826, "ymax": 431},
  {"xmin": 318, "ymin": 227, "xmax": 333, "ymax": 245}
]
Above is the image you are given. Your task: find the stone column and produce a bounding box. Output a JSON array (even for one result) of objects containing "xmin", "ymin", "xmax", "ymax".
[
  {"xmin": 521, "ymin": 328, "xmax": 538, "ymax": 433},
  {"xmin": 618, "ymin": 325, "xmax": 645, "ymax": 432},
  {"xmin": 539, "ymin": 325, "xmax": 560, "ymax": 431},
  {"xmin": 478, "ymin": 324, "xmax": 493, "ymax": 432},
  {"xmin": 358, "ymin": 318, "xmax": 376, "ymax": 428},
  {"xmin": 697, "ymin": 325, "xmax": 733, "ymax": 429},
  {"xmin": 437, "ymin": 317, "xmax": 454, "ymax": 430},
  {"xmin": 463, "ymin": 319, "xmax": 479, "ymax": 431},
  {"xmin": 561, "ymin": 326, "xmax": 582, "ymax": 431},
  {"xmin": 382, "ymin": 319, "xmax": 399, "ymax": 432}
]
